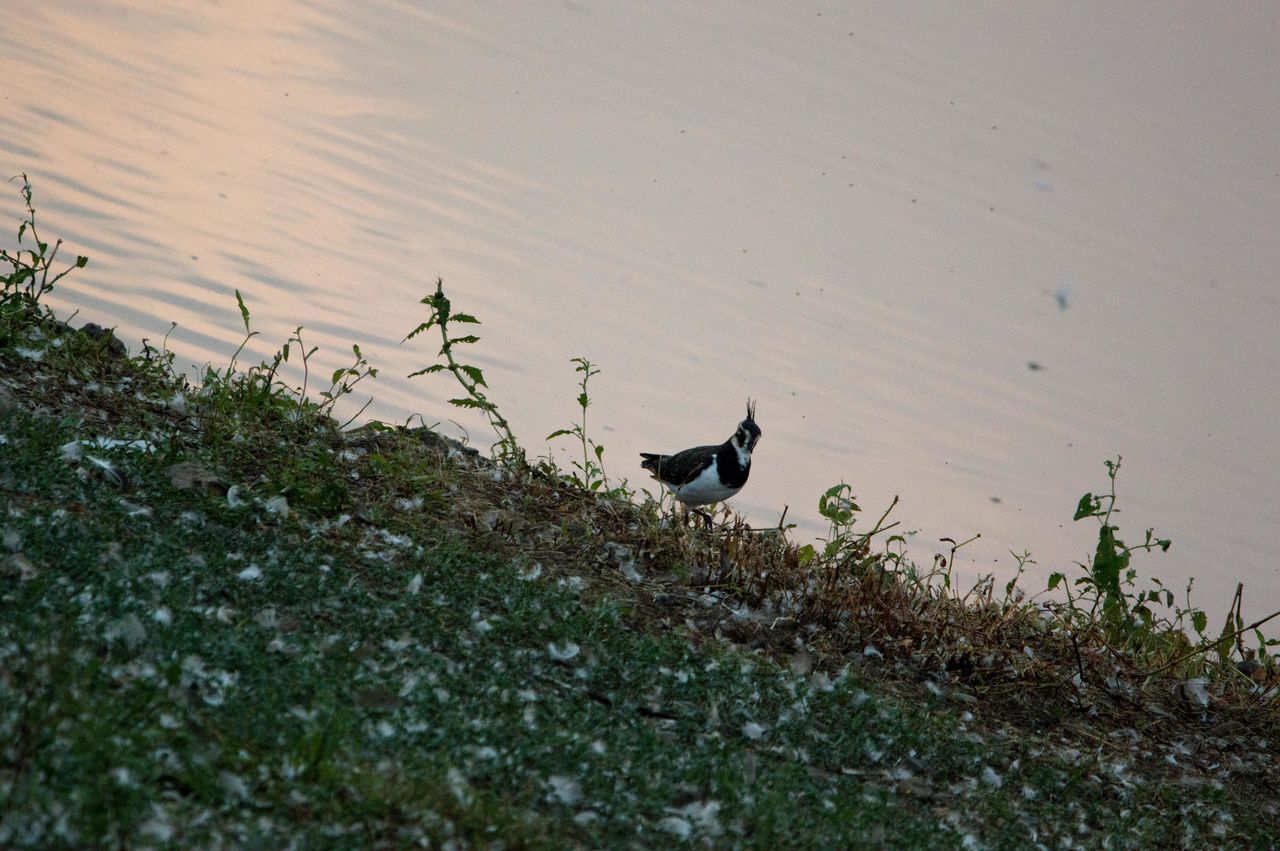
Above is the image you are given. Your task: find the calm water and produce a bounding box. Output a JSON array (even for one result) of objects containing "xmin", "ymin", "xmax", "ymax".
[{"xmin": 4, "ymin": 2, "xmax": 1278, "ymax": 624}]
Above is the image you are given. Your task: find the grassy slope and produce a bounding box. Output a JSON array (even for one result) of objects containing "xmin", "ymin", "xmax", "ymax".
[
  {"xmin": 0, "ymin": 336, "xmax": 1271, "ymax": 850},
  {"xmin": 0, "ymin": 402, "xmax": 958, "ymax": 848}
]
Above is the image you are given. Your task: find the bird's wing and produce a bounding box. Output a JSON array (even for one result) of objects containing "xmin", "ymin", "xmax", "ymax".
[{"xmin": 653, "ymin": 445, "xmax": 717, "ymax": 485}]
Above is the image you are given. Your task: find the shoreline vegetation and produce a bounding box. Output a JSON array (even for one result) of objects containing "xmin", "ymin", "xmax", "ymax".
[{"xmin": 2, "ymin": 177, "xmax": 1277, "ymax": 847}]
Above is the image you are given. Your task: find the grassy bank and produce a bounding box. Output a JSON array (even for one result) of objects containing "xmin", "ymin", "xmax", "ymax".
[{"xmin": 2, "ymin": 179, "xmax": 1277, "ymax": 848}]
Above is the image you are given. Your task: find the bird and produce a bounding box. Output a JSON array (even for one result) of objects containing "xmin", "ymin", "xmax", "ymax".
[{"xmin": 640, "ymin": 400, "xmax": 761, "ymax": 524}]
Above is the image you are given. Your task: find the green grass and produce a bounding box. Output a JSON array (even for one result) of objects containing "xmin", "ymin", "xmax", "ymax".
[
  {"xmin": 0, "ymin": 400, "xmax": 1266, "ymax": 848},
  {"xmin": 1, "ymin": 411, "xmax": 947, "ymax": 847}
]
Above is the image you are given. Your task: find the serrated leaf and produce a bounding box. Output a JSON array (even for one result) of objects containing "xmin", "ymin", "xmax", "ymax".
[
  {"xmin": 449, "ymin": 335, "xmax": 479, "ymax": 346},
  {"xmin": 235, "ymin": 289, "xmax": 251, "ymax": 332},
  {"xmin": 448, "ymin": 397, "xmax": 489, "ymax": 410},
  {"xmin": 407, "ymin": 364, "xmax": 446, "ymax": 377},
  {"xmin": 461, "ymin": 364, "xmax": 486, "ymax": 387},
  {"xmin": 450, "ymin": 313, "xmax": 481, "ymax": 324},
  {"xmin": 403, "ymin": 319, "xmax": 435, "ymax": 340}
]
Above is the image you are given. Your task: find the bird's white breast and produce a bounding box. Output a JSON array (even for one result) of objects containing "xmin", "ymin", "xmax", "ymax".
[{"xmin": 668, "ymin": 462, "xmax": 740, "ymax": 506}]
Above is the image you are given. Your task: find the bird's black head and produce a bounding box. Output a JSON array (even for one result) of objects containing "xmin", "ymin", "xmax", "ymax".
[{"xmin": 734, "ymin": 399, "xmax": 761, "ymax": 453}]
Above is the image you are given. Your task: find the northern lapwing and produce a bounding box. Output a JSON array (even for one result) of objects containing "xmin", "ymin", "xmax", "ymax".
[{"xmin": 640, "ymin": 400, "xmax": 761, "ymax": 524}]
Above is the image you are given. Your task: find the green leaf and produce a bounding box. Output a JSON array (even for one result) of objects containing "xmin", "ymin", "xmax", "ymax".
[
  {"xmin": 235, "ymin": 289, "xmax": 251, "ymax": 332},
  {"xmin": 817, "ymin": 483, "xmax": 858, "ymax": 524},
  {"xmin": 1191, "ymin": 610, "xmax": 1207, "ymax": 635},
  {"xmin": 449, "ymin": 335, "xmax": 480, "ymax": 345},
  {"xmin": 1046, "ymin": 571, "xmax": 1064, "ymax": 590},
  {"xmin": 407, "ymin": 364, "xmax": 446, "ymax": 377},
  {"xmin": 797, "ymin": 544, "xmax": 816, "ymax": 565},
  {"xmin": 1073, "ymin": 493, "xmax": 1095, "ymax": 521},
  {"xmin": 1157, "ymin": 538, "xmax": 1171, "ymax": 552},
  {"xmin": 1091, "ymin": 524, "xmax": 1126, "ymax": 602},
  {"xmin": 450, "ymin": 313, "xmax": 481, "ymax": 324},
  {"xmin": 546, "ymin": 429, "xmax": 573, "ymax": 440},
  {"xmin": 577, "ymin": 392, "xmax": 590, "ymax": 409},
  {"xmin": 403, "ymin": 319, "xmax": 435, "ymax": 340},
  {"xmin": 461, "ymin": 364, "xmax": 486, "ymax": 387},
  {"xmin": 448, "ymin": 397, "xmax": 491, "ymax": 410},
  {"xmin": 75, "ymin": 255, "xmax": 88, "ymax": 267},
  {"xmin": 594, "ymin": 444, "xmax": 604, "ymax": 460}
]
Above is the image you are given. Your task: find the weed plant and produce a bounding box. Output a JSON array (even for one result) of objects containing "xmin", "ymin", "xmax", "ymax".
[
  {"xmin": 404, "ymin": 278, "xmax": 523, "ymax": 464},
  {"xmin": 546, "ymin": 356, "xmax": 629, "ymax": 498},
  {"xmin": 0, "ymin": 174, "xmax": 87, "ymax": 314}
]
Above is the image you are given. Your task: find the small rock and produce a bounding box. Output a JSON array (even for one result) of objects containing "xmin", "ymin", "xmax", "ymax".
[
  {"xmin": 167, "ymin": 462, "xmax": 228, "ymax": 495},
  {"xmin": 3, "ymin": 553, "xmax": 39, "ymax": 582},
  {"xmin": 79, "ymin": 322, "xmax": 128, "ymax": 358},
  {"xmin": 1235, "ymin": 658, "xmax": 1265, "ymax": 683},
  {"xmin": 355, "ymin": 687, "xmax": 403, "ymax": 711},
  {"xmin": 1206, "ymin": 720, "xmax": 1246, "ymax": 738}
]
